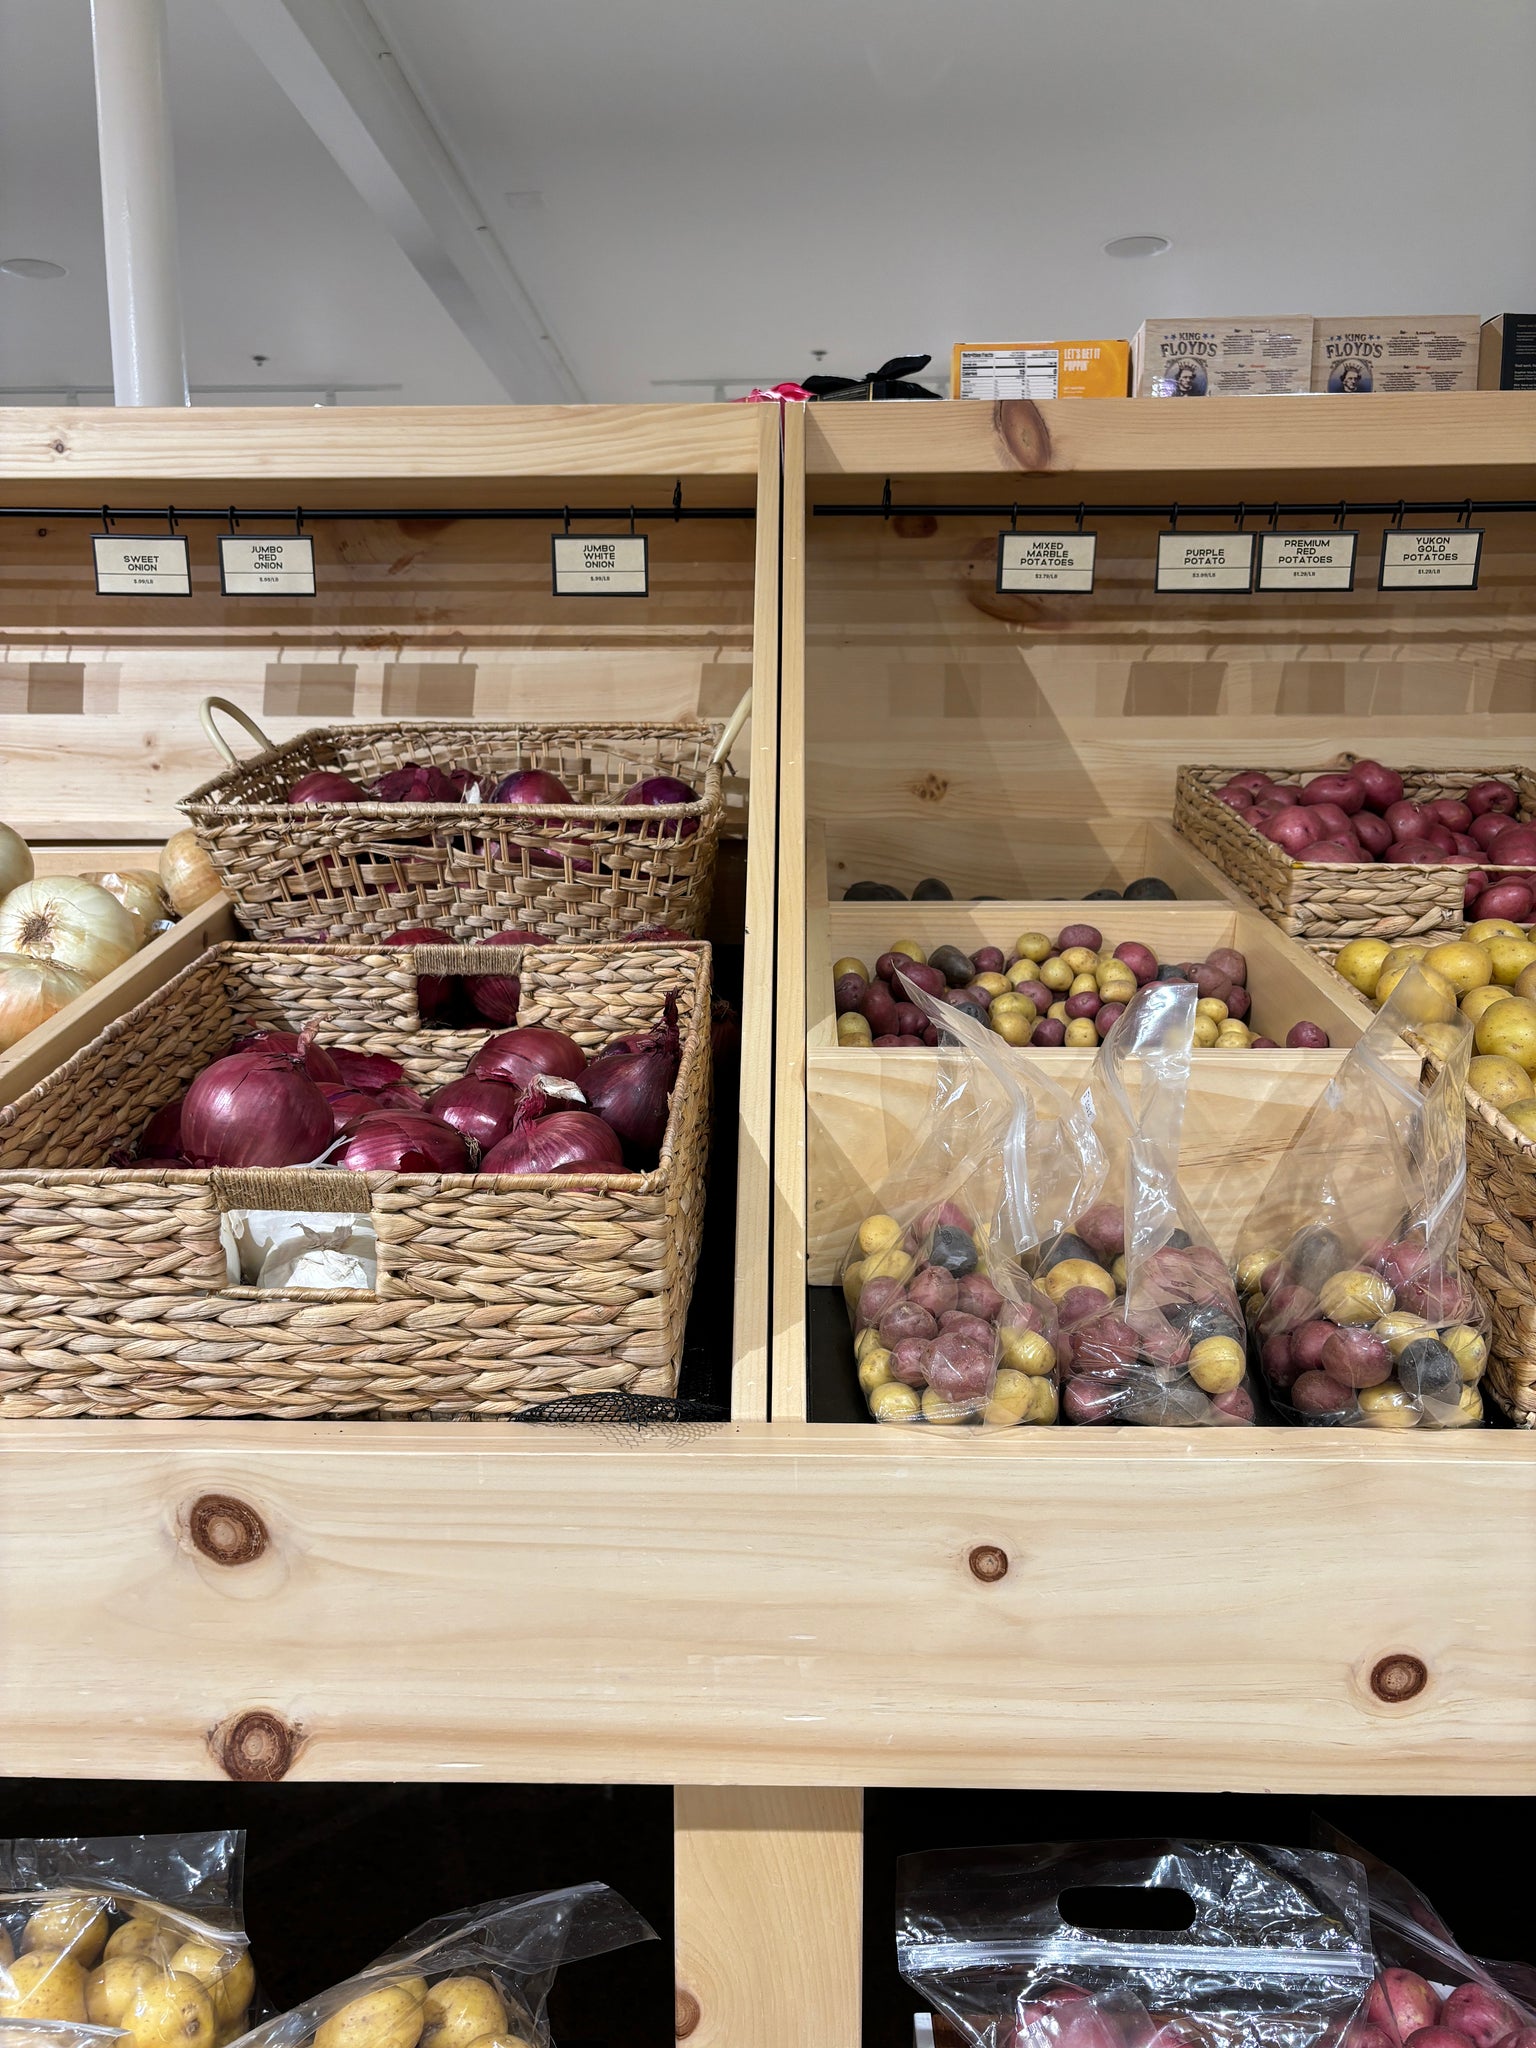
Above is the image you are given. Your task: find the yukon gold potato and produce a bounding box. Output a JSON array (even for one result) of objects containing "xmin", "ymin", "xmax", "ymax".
[
  {"xmin": 462, "ymin": 2031, "xmax": 537, "ymax": 2048},
  {"xmin": 1422, "ymin": 940, "xmax": 1493, "ymax": 997},
  {"xmin": 87, "ymin": 1956, "xmax": 157, "ymax": 2026},
  {"xmin": 114, "ymin": 1968, "xmax": 217, "ymax": 2048},
  {"xmin": 1467, "ymin": 918, "xmax": 1526, "ymax": 945},
  {"xmin": 0, "ymin": 1928, "xmax": 11, "ymax": 1970},
  {"xmin": 1475, "ymin": 996, "xmax": 1536, "ymax": 1072},
  {"xmin": 313, "ymin": 1979, "xmax": 429, "ymax": 2048},
  {"xmin": 170, "ymin": 1944, "xmax": 255, "ymax": 2029},
  {"xmin": 106, "ymin": 1923, "xmax": 179, "ymax": 1966},
  {"xmin": 0, "ymin": 1950, "xmax": 89, "ymax": 2022},
  {"xmin": 419, "ymin": 1977, "xmax": 507, "ymax": 2048},
  {"xmin": 1486, "ymin": 936, "xmax": 1536, "ymax": 986},
  {"xmin": 1502, "ymin": 1097, "xmax": 1536, "ymax": 1140},
  {"xmin": 1040, "ymin": 1257, "xmax": 1114, "ymax": 1305},
  {"xmin": 1376, "ymin": 960, "xmax": 1456, "ymax": 1021},
  {"xmin": 1462, "ymin": 983, "xmax": 1515, "ymax": 1023},
  {"xmin": 22, "ymin": 1900, "xmax": 110, "ymax": 1967},
  {"xmin": 1468, "ymin": 1054, "xmax": 1535, "ymax": 1110},
  {"xmin": 1335, "ymin": 937, "xmax": 1391, "ymax": 997}
]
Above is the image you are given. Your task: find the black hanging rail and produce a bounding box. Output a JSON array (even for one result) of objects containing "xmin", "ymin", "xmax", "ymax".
[
  {"xmin": 814, "ymin": 488, "xmax": 1536, "ymax": 522},
  {"xmin": 0, "ymin": 493, "xmax": 755, "ymax": 525}
]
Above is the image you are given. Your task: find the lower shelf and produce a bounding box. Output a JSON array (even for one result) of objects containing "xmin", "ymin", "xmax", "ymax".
[{"xmin": 1, "ymin": 1416, "xmax": 1531, "ymax": 1791}]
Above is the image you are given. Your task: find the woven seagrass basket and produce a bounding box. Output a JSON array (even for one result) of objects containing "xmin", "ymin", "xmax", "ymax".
[
  {"xmin": 181, "ymin": 706, "xmax": 728, "ymax": 945},
  {"xmin": 1174, "ymin": 763, "xmax": 1536, "ymax": 954},
  {"xmin": 1459, "ymin": 1092, "xmax": 1536, "ymax": 1425},
  {"xmin": 0, "ymin": 940, "xmax": 710, "ymax": 1420}
]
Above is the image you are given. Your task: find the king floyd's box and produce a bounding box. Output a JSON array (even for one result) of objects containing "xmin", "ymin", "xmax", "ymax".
[
  {"xmin": 1312, "ymin": 316, "xmax": 1480, "ymax": 393},
  {"xmin": 1131, "ymin": 318, "xmax": 1313, "ymax": 397},
  {"xmin": 1479, "ymin": 315, "xmax": 1536, "ymax": 390},
  {"xmin": 951, "ymin": 340, "xmax": 1129, "ymax": 399}
]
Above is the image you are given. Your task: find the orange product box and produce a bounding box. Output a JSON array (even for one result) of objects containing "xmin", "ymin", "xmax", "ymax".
[{"xmin": 950, "ymin": 340, "xmax": 1130, "ymax": 400}]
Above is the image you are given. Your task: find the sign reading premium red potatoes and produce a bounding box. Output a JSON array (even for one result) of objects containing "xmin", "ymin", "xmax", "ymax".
[
  {"xmin": 1312, "ymin": 316, "xmax": 1480, "ymax": 393},
  {"xmin": 1257, "ymin": 531, "xmax": 1358, "ymax": 591},
  {"xmin": 1132, "ymin": 318, "xmax": 1313, "ymax": 397}
]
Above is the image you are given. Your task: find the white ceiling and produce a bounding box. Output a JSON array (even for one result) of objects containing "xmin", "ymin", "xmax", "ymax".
[{"xmin": 2, "ymin": 0, "xmax": 1533, "ymax": 405}]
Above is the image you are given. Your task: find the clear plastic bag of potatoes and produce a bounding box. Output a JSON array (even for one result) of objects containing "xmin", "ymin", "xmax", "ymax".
[
  {"xmin": 896, "ymin": 1838, "xmax": 1376, "ymax": 2048},
  {"xmin": 226, "ymin": 1885, "xmax": 654, "ymax": 2048},
  {"xmin": 840, "ymin": 981, "xmax": 1064, "ymax": 1426},
  {"xmin": 1237, "ymin": 966, "xmax": 1489, "ymax": 1428},
  {"xmin": 0, "ymin": 1833, "xmax": 255, "ymax": 2048}
]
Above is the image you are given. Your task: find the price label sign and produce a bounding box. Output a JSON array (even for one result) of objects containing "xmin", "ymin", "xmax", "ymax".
[
  {"xmin": 219, "ymin": 533, "xmax": 317, "ymax": 596},
  {"xmin": 551, "ymin": 533, "xmax": 649, "ymax": 596},
  {"xmin": 996, "ymin": 531, "xmax": 1097, "ymax": 593},
  {"xmin": 1257, "ymin": 530, "xmax": 1358, "ymax": 591},
  {"xmin": 1154, "ymin": 531, "xmax": 1254, "ymax": 593},
  {"xmin": 1379, "ymin": 528, "xmax": 1483, "ymax": 590},
  {"xmin": 92, "ymin": 533, "xmax": 191, "ymax": 596}
]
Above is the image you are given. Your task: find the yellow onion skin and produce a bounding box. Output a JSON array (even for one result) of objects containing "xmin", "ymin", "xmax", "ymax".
[
  {"xmin": 0, "ymin": 953, "xmax": 89, "ymax": 1050},
  {"xmin": 0, "ymin": 822, "xmax": 33, "ymax": 898},
  {"xmin": 0, "ymin": 877, "xmax": 136, "ymax": 985}
]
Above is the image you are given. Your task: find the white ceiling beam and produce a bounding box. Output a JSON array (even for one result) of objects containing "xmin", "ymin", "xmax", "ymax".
[{"xmin": 213, "ymin": 0, "xmax": 583, "ymax": 402}]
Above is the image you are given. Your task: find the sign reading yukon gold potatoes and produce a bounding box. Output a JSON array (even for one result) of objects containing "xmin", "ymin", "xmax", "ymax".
[
  {"xmin": 1257, "ymin": 531, "xmax": 1358, "ymax": 591},
  {"xmin": 995, "ymin": 532, "xmax": 1097, "ymax": 593},
  {"xmin": 550, "ymin": 533, "xmax": 648, "ymax": 596},
  {"xmin": 1154, "ymin": 532, "xmax": 1254, "ymax": 593},
  {"xmin": 1379, "ymin": 529, "xmax": 1483, "ymax": 590}
]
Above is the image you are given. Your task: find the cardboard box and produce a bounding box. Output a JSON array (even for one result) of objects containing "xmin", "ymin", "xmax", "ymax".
[
  {"xmin": 1479, "ymin": 314, "xmax": 1536, "ymax": 390},
  {"xmin": 950, "ymin": 340, "xmax": 1129, "ymax": 400},
  {"xmin": 1131, "ymin": 318, "xmax": 1312, "ymax": 397},
  {"xmin": 1312, "ymin": 317, "xmax": 1480, "ymax": 393}
]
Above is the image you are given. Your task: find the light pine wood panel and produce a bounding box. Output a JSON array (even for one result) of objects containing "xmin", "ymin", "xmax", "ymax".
[
  {"xmin": 0, "ymin": 1420, "xmax": 1531, "ymax": 1791},
  {"xmin": 821, "ymin": 815, "xmax": 1232, "ymax": 904},
  {"xmin": 806, "ymin": 392, "xmax": 1536, "ymax": 480},
  {"xmin": 773, "ymin": 408, "xmax": 810, "ymax": 1419},
  {"xmin": 0, "ymin": 404, "xmax": 763, "ymax": 485},
  {"xmin": 674, "ymin": 1786, "xmax": 862, "ymax": 2048}
]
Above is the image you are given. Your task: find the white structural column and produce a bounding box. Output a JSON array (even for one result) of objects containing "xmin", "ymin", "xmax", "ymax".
[{"xmin": 90, "ymin": 0, "xmax": 190, "ymax": 406}]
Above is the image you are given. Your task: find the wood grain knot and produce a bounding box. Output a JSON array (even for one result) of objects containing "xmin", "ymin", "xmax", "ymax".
[
  {"xmin": 215, "ymin": 1710, "xmax": 299, "ymax": 1781},
  {"xmin": 51, "ymin": 440, "xmax": 66, "ymax": 455},
  {"xmin": 993, "ymin": 399, "xmax": 1053, "ymax": 472},
  {"xmin": 910, "ymin": 772, "xmax": 950, "ymax": 805},
  {"xmin": 969, "ymin": 1544, "xmax": 1009, "ymax": 1583},
  {"xmin": 1370, "ymin": 1653, "xmax": 1428, "ymax": 1703},
  {"xmin": 188, "ymin": 1493, "xmax": 268, "ymax": 1566},
  {"xmin": 893, "ymin": 513, "xmax": 939, "ymax": 540},
  {"xmin": 674, "ymin": 1988, "xmax": 701, "ymax": 2039}
]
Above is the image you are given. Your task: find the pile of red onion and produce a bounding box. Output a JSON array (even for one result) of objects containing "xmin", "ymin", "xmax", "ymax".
[
  {"xmin": 125, "ymin": 995, "xmax": 685, "ymax": 1180},
  {"xmin": 285, "ymin": 758, "xmax": 699, "ymax": 828},
  {"xmin": 1211, "ymin": 764, "xmax": 1531, "ymax": 919}
]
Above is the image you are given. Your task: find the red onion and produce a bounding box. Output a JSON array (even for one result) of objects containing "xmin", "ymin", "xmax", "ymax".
[
  {"xmin": 338, "ymin": 1112, "xmax": 471, "ymax": 1173},
  {"xmin": 469, "ymin": 1024, "xmax": 586, "ymax": 1087},
  {"xmin": 135, "ymin": 1094, "xmax": 186, "ymax": 1160},
  {"xmin": 428, "ymin": 1074, "xmax": 521, "ymax": 1148},
  {"xmin": 289, "ymin": 770, "xmax": 368, "ymax": 804},
  {"xmin": 232, "ymin": 1026, "xmax": 343, "ymax": 1086},
  {"xmin": 711, "ymin": 998, "xmax": 740, "ymax": 1064},
  {"xmin": 384, "ymin": 926, "xmax": 456, "ymax": 1020},
  {"xmin": 481, "ymin": 1087, "xmax": 624, "ymax": 1175},
  {"xmin": 464, "ymin": 930, "xmax": 539, "ymax": 1025},
  {"xmin": 369, "ymin": 761, "xmax": 463, "ymax": 802},
  {"xmin": 489, "ymin": 768, "xmax": 575, "ymax": 807},
  {"xmin": 581, "ymin": 994, "xmax": 682, "ymax": 1161},
  {"xmin": 620, "ymin": 774, "xmax": 700, "ymax": 839},
  {"xmin": 330, "ymin": 1047, "xmax": 406, "ymax": 1091},
  {"xmin": 181, "ymin": 1043, "xmax": 333, "ymax": 1168},
  {"xmin": 321, "ymin": 1080, "xmax": 426, "ymax": 1135},
  {"xmin": 627, "ymin": 925, "xmax": 693, "ymax": 941}
]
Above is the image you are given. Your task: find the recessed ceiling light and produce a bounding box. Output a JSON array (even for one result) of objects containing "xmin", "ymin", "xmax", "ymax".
[
  {"xmin": 0, "ymin": 257, "xmax": 66, "ymax": 280},
  {"xmin": 1103, "ymin": 235, "xmax": 1170, "ymax": 260}
]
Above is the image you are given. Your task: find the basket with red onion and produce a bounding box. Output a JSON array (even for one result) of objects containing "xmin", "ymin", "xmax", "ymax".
[
  {"xmin": 0, "ymin": 937, "xmax": 712, "ymax": 1419},
  {"xmin": 1174, "ymin": 761, "xmax": 1536, "ymax": 954},
  {"xmin": 181, "ymin": 710, "xmax": 727, "ymax": 946}
]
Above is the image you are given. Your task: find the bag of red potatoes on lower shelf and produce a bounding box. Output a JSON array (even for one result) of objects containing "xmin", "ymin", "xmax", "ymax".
[
  {"xmin": 897, "ymin": 1838, "xmax": 1376, "ymax": 2048},
  {"xmin": 227, "ymin": 1885, "xmax": 652, "ymax": 2048},
  {"xmin": 0, "ymin": 1833, "xmax": 254, "ymax": 2048},
  {"xmin": 1237, "ymin": 967, "xmax": 1489, "ymax": 1428}
]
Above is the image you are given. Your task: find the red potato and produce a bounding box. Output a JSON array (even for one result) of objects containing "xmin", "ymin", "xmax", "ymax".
[
  {"xmin": 1262, "ymin": 806, "xmax": 1323, "ymax": 853},
  {"xmin": 1014, "ymin": 978, "xmax": 1053, "ymax": 1011},
  {"xmin": 1269, "ymin": 785, "xmax": 1306, "ymax": 804},
  {"xmin": 1226, "ymin": 770, "xmax": 1274, "ymax": 796},
  {"xmin": 893, "ymin": 1002, "xmax": 927, "ymax": 1037},
  {"xmin": 1441, "ymin": 1987, "xmax": 1521, "ymax": 2048},
  {"xmin": 1321, "ymin": 1325, "xmax": 1391, "ymax": 1388},
  {"xmin": 888, "ymin": 1337, "xmax": 930, "ymax": 1386},
  {"xmin": 1072, "ymin": 1315, "xmax": 1141, "ymax": 1372},
  {"xmin": 1056, "ymin": 923, "xmax": 1103, "ymax": 952},
  {"xmin": 1471, "ymin": 811, "xmax": 1518, "ymax": 850},
  {"xmin": 1065, "ymin": 990, "xmax": 1102, "ymax": 1020},
  {"xmin": 1348, "ymin": 2026, "xmax": 1398, "ymax": 2048},
  {"xmin": 899, "ymin": 961, "xmax": 948, "ymax": 999},
  {"xmin": 1112, "ymin": 940, "xmax": 1159, "ymax": 985},
  {"xmin": 1400, "ymin": 1269, "xmax": 1476, "ymax": 1321},
  {"xmin": 962, "ymin": 982, "xmax": 995, "ymax": 1009},
  {"xmin": 1057, "ymin": 1285, "xmax": 1113, "ymax": 1326},
  {"xmin": 1251, "ymin": 1035, "xmax": 1279, "ymax": 1048},
  {"xmin": 1490, "ymin": 827, "xmax": 1536, "ymax": 863},
  {"xmin": 1063, "ymin": 1375, "xmax": 1126, "ymax": 1423},
  {"xmin": 1302, "ymin": 841, "xmax": 1362, "ymax": 864},
  {"xmin": 922, "ymin": 1025, "xmax": 940, "ymax": 1046},
  {"xmin": 1262, "ymin": 1332, "xmax": 1301, "ymax": 1389},
  {"xmin": 1493, "ymin": 2033, "xmax": 1536, "ymax": 2048},
  {"xmin": 1214, "ymin": 784, "xmax": 1254, "ymax": 810},
  {"xmin": 1452, "ymin": 834, "xmax": 1482, "ymax": 857},
  {"xmin": 999, "ymin": 1298, "xmax": 1044, "ymax": 1335},
  {"xmin": 1353, "ymin": 758, "xmax": 1406, "ymax": 809},
  {"xmin": 1473, "ymin": 882, "xmax": 1535, "ymax": 921},
  {"xmin": 1292, "ymin": 1370, "xmax": 1355, "ymax": 1415},
  {"xmin": 938, "ymin": 1309, "xmax": 995, "ymax": 1349},
  {"xmin": 1353, "ymin": 811, "xmax": 1395, "ymax": 857},
  {"xmin": 834, "ymin": 972, "xmax": 867, "ymax": 1014},
  {"xmin": 1417, "ymin": 823, "xmax": 1456, "ymax": 855},
  {"xmin": 1206, "ymin": 947, "xmax": 1248, "ymax": 986},
  {"xmin": 861, "ymin": 981, "xmax": 899, "ymax": 1032},
  {"xmin": 1032, "ymin": 1018, "xmax": 1067, "ymax": 1047},
  {"xmin": 1303, "ymin": 771, "xmax": 1366, "ymax": 813},
  {"xmin": 873, "ymin": 1033, "xmax": 924, "ymax": 1046},
  {"xmin": 1226, "ymin": 985, "xmax": 1251, "ymax": 1020},
  {"xmin": 1387, "ymin": 842, "xmax": 1448, "ymax": 865},
  {"xmin": 1429, "ymin": 797, "xmax": 1474, "ymax": 833},
  {"xmin": 914, "ymin": 1200, "xmax": 973, "ymax": 1238},
  {"xmin": 1076, "ymin": 1202, "xmax": 1127, "ymax": 1261},
  {"xmin": 1403, "ymin": 2032, "xmax": 1478, "ymax": 2048},
  {"xmin": 1210, "ymin": 1385, "xmax": 1255, "ymax": 1424},
  {"xmin": 1467, "ymin": 778, "xmax": 1519, "ymax": 816},
  {"xmin": 1286, "ymin": 1021, "xmax": 1331, "ymax": 1048},
  {"xmin": 1291, "ymin": 1320, "xmax": 1336, "ymax": 1371},
  {"xmin": 1307, "ymin": 800, "xmax": 1356, "ymax": 840},
  {"xmin": 926, "ymin": 1336, "xmax": 993, "ymax": 1402},
  {"xmin": 1385, "ymin": 799, "xmax": 1431, "ymax": 840},
  {"xmin": 874, "ymin": 951, "xmax": 908, "ymax": 984},
  {"xmin": 956, "ymin": 1271, "xmax": 1004, "ymax": 1320},
  {"xmin": 971, "ymin": 946, "xmax": 1006, "ymax": 975},
  {"xmin": 1194, "ymin": 962, "xmax": 1234, "ymax": 1001},
  {"xmin": 878, "ymin": 1301, "xmax": 937, "ymax": 1348},
  {"xmin": 856, "ymin": 1277, "xmax": 905, "ymax": 1329},
  {"xmin": 908, "ymin": 1264, "xmax": 959, "ymax": 1319},
  {"xmin": 1095, "ymin": 1003, "xmax": 1125, "ymax": 1037}
]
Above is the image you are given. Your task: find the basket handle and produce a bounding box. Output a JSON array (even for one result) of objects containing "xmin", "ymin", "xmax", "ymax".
[
  {"xmin": 200, "ymin": 696, "xmax": 277, "ymax": 768},
  {"xmin": 711, "ymin": 686, "xmax": 752, "ymax": 769}
]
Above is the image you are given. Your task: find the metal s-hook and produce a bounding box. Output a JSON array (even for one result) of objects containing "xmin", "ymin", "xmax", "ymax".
[
  {"xmin": 1169, "ymin": 502, "xmax": 1180, "ymax": 532},
  {"xmin": 1459, "ymin": 498, "xmax": 1473, "ymax": 528},
  {"xmin": 880, "ymin": 478, "xmax": 893, "ymax": 521},
  {"xmin": 672, "ymin": 479, "xmax": 683, "ymax": 522},
  {"xmin": 1075, "ymin": 502, "xmax": 1086, "ymax": 534},
  {"xmin": 101, "ymin": 503, "xmax": 114, "ymax": 532},
  {"xmin": 1010, "ymin": 502, "xmax": 1019, "ymax": 533},
  {"xmin": 166, "ymin": 504, "xmax": 179, "ymax": 534},
  {"xmin": 1234, "ymin": 501, "xmax": 1247, "ymax": 530},
  {"xmin": 294, "ymin": 505, "xmax": 305, "ymax": 537},
  {"xmin": 1268, "ymin": 502, "xmax": 1281, "ymax": 530},
  {"xmin": 227, "ymin": 504, "xmax": 240, "ymax": 536},
  {"xmin": 1393, "ymin": 500, "xmax": 1407, "ymax": 529},
  {"xmin": 562, "ymin": 505, "xmax": 571, "ymax": 537},
  {"xmin": 628, "ymin": 504, "xmax": 637, "ymax": 538},
  {"xmin": 1335, "ymin": 500, "xmax": 1347, "ymax": 529}
]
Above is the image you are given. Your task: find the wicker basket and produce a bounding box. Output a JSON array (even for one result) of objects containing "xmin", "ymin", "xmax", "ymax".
[
  {"xmin": 1174, "ymin": 763, "xmax": 1536, "ymax": 954},
  {"xmin": 181, "ymin": 710, "xmax": 727, "ymax": 944},
  {"xmin": 1459, "ymin": 1092, "xmax": 1536, "ymax": 1425},
  {"xmin": 0, "ymin": 940, "xmax": 711, "ymax": 1419}
]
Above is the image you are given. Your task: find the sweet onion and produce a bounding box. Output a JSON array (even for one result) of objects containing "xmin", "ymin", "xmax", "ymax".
[
  {"xmin": 0, "ymin": 954, "xmax": 89, "ymax": 1051},
  {"xmin": 181, "ymin": 1041, "xmax": 333, "ymax": 1168},
  {"xmin": 0, "ymin": 822, "xmax": 33, "ymax": 897},
  {"xmin": 159, "ymin": 829, "xmax": 223, "ymax": 914},
  {"xmin": 79, "ymin": 869, "xmax": 170, "ymax": 944},
  {"xmin": 481, "ymin": 1087, "xmax": 623, "ymax": 1175},
  {"xmin": 338, "ymin": 1112, "xmax": 470, "ymax": 1173},
  {"xmin": 427, "ymin": 1075, "xmax": 521, "ymax": 1149},
  {"xmin": 469, "ymin": 1024, "xmax": 586, "ymax": 1087},
  {"xmin": 0, "ymin": 876, "xmax": 138, "ymax": 985}
]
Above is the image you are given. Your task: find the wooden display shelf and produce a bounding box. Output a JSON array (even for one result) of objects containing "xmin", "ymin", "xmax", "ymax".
[{"xmin": 818, "ymin": 814, "xmax": 1231, "ymax": 905}]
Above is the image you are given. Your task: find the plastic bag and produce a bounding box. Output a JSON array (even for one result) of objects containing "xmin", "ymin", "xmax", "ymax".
[
  {"xmin": 896, "ymin": 1839, "xmax": 1376, "ymax": 2048},
  {"xmin": 0, "ymin": 1833, "xmax": 253, "ymax": 2048},
  {"xmin": 1237, "ymin": 969, "xmax": 1488, "ymax": 1428},
  {"xmin": 840, "ymin": 981, "xmax": 1063, "ymax": 1426},
  {"xmin": 227, "ymin": 1885, "xmax": 654, "ymax": 2048},
  {"xmin": 1310, "ymin": 1826, "xmax": 1535, "ymax": 2048}
]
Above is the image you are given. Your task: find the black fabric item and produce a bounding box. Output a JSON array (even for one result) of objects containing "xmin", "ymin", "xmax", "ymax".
[{"xmin": 803, "ymin": 353, "xmax": 941, "ymax": 400}]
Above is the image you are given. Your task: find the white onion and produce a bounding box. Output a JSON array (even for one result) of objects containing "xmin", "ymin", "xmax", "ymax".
[
  {"xmin": 0, "ymin": 953, "xmax": 89, "ymax": 1050},
  {"xmin": 159, "ymin": 829, "xmax": 223, "ymax": 914},
  {"xmin": 80, "ymin": 869, "xmax": 168, "ymax": 944},
  {"xmin": 0, "ymin": 876, "xmax": 137, "ymax": 985},
  {"xmin": 0, "ymin": 823, "xmax": 33, "ymax": 899}
]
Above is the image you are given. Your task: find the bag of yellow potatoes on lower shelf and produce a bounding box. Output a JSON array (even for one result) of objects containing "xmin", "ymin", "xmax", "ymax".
[
  {"xmin": 225, "ymin": 1887, "xmax": 653, "ymax": 2048},
  {"xmin": 0, "ymin": 1833, "xmax": 255, "ymax": 2048}
]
